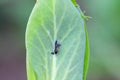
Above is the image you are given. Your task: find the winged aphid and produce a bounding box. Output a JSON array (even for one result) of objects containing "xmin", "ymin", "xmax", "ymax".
[{"xmin": 51, "ymin": 40, "xmax": 61, "ymax": 55}]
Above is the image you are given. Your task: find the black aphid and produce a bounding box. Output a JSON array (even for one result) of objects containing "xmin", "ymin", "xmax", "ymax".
[{"xmin": 51, "ymin": 40, "xmax": 61, "ymax": 55}]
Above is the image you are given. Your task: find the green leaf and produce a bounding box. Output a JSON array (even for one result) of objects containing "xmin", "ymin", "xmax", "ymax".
[
  {"xmin": 26, "ymin": 0, "xmax": 89, "ymax": 80},
  {"xmin": 71, "ymin": 3, "xmax": 89, "ymax": 80},
  {"xmin": 71, "ymin": 0, "xmax": 78, "ymax": 7},
  {"xmin": 83, "ymin": 24, "xmax": 89, "ymax": 80},
  {"xmin": 27, "ymin": 56, "xmax": 36, "ymax": 80}
]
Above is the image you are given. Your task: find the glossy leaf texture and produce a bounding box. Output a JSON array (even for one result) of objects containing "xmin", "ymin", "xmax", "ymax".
[{"xmin": 26, "ymin": 0, "xmax": 89, "ymax": 80}]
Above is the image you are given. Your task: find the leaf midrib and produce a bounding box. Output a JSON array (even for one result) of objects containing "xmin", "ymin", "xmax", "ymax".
[{"xmin": 51, "ymin": 0, "xmax": 57, "ymax": 80}]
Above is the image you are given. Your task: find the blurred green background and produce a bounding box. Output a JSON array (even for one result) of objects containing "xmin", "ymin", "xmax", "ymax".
[{"xmin": 0, "ymin": 0, "xmax": 120, "ymax": 80}]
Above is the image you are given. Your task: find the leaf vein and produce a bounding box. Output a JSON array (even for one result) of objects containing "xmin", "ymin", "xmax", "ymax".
[{"xmin": 62, "ymin": 39, "xmax": 81, "ymax": 80}]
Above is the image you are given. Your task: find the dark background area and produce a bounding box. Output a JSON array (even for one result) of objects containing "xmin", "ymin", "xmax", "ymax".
[
  {"xmin": 0, "ymin": 0, "xmax": 35, "ymax": 80},
  {"xmin": 0, "ymin": 0, "xmax": 120, "ymax": 80}
]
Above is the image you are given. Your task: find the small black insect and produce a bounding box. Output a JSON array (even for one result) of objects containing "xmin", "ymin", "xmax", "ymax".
[{"xmin": 51, "ymin": 40, "xmax": 61, "ymax": 55}]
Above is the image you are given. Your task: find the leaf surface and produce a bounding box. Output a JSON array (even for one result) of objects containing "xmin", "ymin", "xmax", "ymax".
[{"xmin": 26, "ymin": 0, "xmax": 88, "ymax": 80}]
